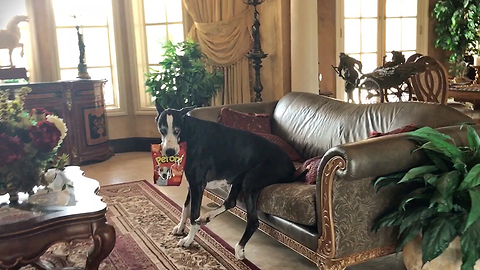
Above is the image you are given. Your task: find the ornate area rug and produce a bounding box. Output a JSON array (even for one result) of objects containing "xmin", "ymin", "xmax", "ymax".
[{"xmin": 22, "ymin": 180, "xmax": 259, "ymax": 270}]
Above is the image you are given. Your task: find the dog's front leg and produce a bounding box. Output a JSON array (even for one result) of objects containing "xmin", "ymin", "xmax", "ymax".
[
  {"xmin": 177, "ymin": 183, "xmax": 203, "ymax": 248},
  {"xmin": 172, "ymin": 189, "xmax": 190, "ymax": 235}
]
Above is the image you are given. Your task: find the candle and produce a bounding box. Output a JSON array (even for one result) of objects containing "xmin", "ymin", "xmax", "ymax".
[{"xmin": 474, "ymin": 56, "xmax": 480, "ymax": 67}]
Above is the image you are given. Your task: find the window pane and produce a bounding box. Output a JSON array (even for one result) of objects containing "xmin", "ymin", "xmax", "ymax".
[
  {"xmin": 344, "ymin": 0, "xmax": 361, "ymax": 17},
  {"xmin": 52, "ymin": 0, "xmax": 108, "ymax": 27},
  {"xmin": 386, "ymin": 18, "xmax": 402, "ymax": 51},
  {"xmin": 386, "ymin": 0, "xmax": 402, "ymax": 17},
  {"xmin": 401, "ymin": 18, "xmax": 416, "ymax": 51},
  {"xmin": 361, "ymin": 19, "xmax": 377, "ymax": 53},
  {"xmin": 344, "ymin": 19, "xmax": 361, "ymax": 53},
  {"xmin": 82, "ymin": 27, "xmax": 111, "ymax": 67},
  {"xmin": 57, "ymin": 28, "xmax": 80, "ymax": 68},
  {"xmin": 166, "ymin": 0, "xmax": 183, "ymax": 22},
  {"xmin": 403, "ymin": 50, "xmax": 416, "ymax": 60},
  {"xmin": 361, "ymin": 0, "xmax": 377, "ymax": 18},
  {"xmin": 144, "ymin": 0, "xmax": 167, "ymax": 24},
  {"xmin": 146, "ymin": 25, "xmax": 168, "ymax": 65},
  {"xmin": 168, "ymin": 24, "xmax": 184, "ymax": 44},
  {"xmin": 360, "ymin": 53, "xmax": 377, "ymax": 73},
  {"xmin": 60, "ymin": 68, "xmax": 78, "ymax": 80},
  {"xmin": 402, "ymin": 0, "xmax": 417, "ymax": 17}
]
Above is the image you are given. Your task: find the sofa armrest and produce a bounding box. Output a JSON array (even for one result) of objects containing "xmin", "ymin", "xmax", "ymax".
[
  {"xmin": 189, "ymin": 100, "xmax": 278, "ymax": 123},
  {"xmin": 321, "ymin": 124, "xmax": 480, "ymax": 181},
  {"xmin": 315, "ymin": 124, "xmax": 480, "ymax": 268}
]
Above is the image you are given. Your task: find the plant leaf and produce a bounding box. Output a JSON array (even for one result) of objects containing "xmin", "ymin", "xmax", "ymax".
[
  {"xmin": 396, "ymin": 224, "xmax": 423, "ymax": 253},
  {"xmin": 424, "ymin": 149, "xmax": 451, "ymax": 172},
  {"xmin": 416, "ymin": 139, "xmax": 462, "ymax": 163},
  {"xmin": 466, "ymin": 125, "xmax": 480, "ymax": 154},
  {"xmin": 421, "ymin": 216, "xmax": 458, "ymax": 264},
  {"xmin": 371, "ymin": 211, "xmax": 403, "ymax": 232},
  {"xmin": 373, "ymin": 172, "xmax": 404, "ymax": 192},
  {"xmin": 399, "ymin": 207, "xmax": 436, "ymax": 234},
  {"xmin": 459, "ymin": 163, "xmax": 480, "ymax": 190},
  {"xmin": 436, "ymin": 171, "xmax": 460, "ymax": 197},
  {"xmin": 399, "ymin": 165, "xmax": 438, "ymax": 183},
  {"xmin": 399, "ymin": 187, "xmax": 432, "ymax": 210},
  {"xmin": 407, "ymin": 126, "xmax": 453, "ymax": 142},
  {"xmin": 461, "ymin": 219, "xmax": 480, "ymax": 270},
  {"xmin": 465, "ymin": 186, "xmax": 480, "ymax": 231}
]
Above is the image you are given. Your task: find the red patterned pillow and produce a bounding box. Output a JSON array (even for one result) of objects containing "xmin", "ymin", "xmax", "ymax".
[
  {"xmin": 218, "ymin": 107, "xmax": 271, "ymax": 134},
  {"xmin": 294, "ymin": 156, "xmax": 322, "ymax": 184},
  {"xmin": 370, "ymin": 123, "xmax": 418, "ymax": 138},
  {"xmin": 256, "ymin": 133, "xmax": 303, "ymax": 162}
]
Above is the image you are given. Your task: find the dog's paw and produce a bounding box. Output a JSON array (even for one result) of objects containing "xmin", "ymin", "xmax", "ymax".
[
  {"xmin": 235, "ymin": 244, "xmax": 245, "ymax": 260},
  {"xmin": 196, "ymin": 213, "xmax": 212, "ymax": 225},
  {"xmin": 177, "ymin": 236, "xmax": 194, "ymax": 248},
  {"xmin": 172, "ymin": 224, "xmax": 185, "ymax": 235}
]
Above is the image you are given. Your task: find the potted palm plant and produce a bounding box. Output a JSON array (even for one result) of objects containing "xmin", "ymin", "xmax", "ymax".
[
  {"xmin": 432, "ymin": 0, "xmax": 480, "ymax": 80},
  {"xmin": 372, "ymin": 126, "xmax": 480, "ymax": 270},
  {"xmin": 144, "ymin": 39, "xmax": 224, "ymax": 109}
]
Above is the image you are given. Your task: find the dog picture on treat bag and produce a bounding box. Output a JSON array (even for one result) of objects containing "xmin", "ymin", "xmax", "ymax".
[
  {"xmin": 151, "ymin": 143, "xmax": 186, "ymax": 186},
  {"xmin": 154, "ymin": 98, "xmax": 301, "ymax": 260}
]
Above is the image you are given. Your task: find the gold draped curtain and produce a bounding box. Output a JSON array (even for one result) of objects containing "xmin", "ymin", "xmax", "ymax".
[{"xmin": 182, "ymin": 0, "xmax": 253, "ymax": 105}]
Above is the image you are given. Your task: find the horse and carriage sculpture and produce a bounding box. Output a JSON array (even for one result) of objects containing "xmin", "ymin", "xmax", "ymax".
[{"xmin": 333, "ymin": 51, "xmax": 426, "ymax": 104}]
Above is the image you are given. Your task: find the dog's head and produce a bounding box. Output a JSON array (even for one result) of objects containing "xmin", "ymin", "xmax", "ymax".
[
  {"xmin": 157, "ymin": 166, "xmax": 171, "ymax": 181},
  {"xmin": 155, "ymin": 99, "xmax": 193, "ymax": 156}
]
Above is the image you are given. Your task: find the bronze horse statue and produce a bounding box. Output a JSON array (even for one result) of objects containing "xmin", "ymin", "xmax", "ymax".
[{"xmin": 0, "ymin": 15, "xmax": 29, "ymax": 67}]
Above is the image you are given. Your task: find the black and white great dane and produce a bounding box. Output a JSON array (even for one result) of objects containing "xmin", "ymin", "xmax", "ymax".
[{"xmin": 155, "ymin": 100, "xmax": 298, "ymax": 260}]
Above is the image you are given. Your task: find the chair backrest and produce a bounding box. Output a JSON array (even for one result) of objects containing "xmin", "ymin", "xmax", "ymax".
[
  {"xmin": 406, "ymin": 53, "xmax": 424, "ymax": 63},
  {"xmin": 408, "ymin": 55, "xmax": 449, "ymax": 104}
]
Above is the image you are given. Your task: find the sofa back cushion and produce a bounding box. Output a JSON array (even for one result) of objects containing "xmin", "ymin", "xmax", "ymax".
[{"xmin": 272, "ymin": 92, "xmax": 473, "ymax": 159}]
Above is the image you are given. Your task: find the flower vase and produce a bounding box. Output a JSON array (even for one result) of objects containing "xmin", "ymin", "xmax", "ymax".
[{"xmin": 403, "ymin": 235, "xmax": 480, "ymax": 270}]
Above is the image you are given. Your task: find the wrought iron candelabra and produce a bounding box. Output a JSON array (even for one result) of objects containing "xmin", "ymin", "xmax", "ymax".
[{"xmin": 244, "ymin": 0, "xmax": 267, "ymax": 102}]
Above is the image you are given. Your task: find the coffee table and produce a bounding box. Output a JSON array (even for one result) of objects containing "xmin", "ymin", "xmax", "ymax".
[{"xmin": 0, "ymin": 166, "xmax": 115, "ymax": 270}]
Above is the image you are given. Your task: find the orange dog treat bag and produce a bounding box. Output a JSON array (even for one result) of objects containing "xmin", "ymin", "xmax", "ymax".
[{"xmin": 151, "ymin": 142, "xmax": 187, "ymax": 186}]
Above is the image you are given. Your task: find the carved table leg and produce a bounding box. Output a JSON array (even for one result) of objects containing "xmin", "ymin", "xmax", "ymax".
[{"xmin": 85, "ymin": 223, "xmax": 116, "ymax": 270}]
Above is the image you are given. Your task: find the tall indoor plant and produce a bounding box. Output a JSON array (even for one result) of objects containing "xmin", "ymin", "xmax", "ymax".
[
  {"xmin": 432, "ymin": 0, "xmax": 480, "ymax": 79},
  {"xmin": 373, "ymin": 126, "xmax": 480, "ymax": 270},
  {"xmin": 145, "ymin": 39, "xmax": 224, "ymax": 109}
]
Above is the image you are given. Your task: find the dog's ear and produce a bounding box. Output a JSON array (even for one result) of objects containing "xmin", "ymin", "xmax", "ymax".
[
  {"xmin": 155, "ymin": 99, "xmax": 164, "ymax": 122},
  {"xmin": 179, "ymin": 106, "xmax": 195, "ymax": 116}
]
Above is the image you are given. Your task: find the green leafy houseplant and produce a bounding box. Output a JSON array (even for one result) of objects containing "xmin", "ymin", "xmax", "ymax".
[
  {"xmin": 372, "ymin": 126, "xmax": 480, "ymax": 270},
  {"xmin": 145, "ymin": 39, "xmax": 224, "ymax": 109},
  {"xmin": 432, "ymin": 0, "xmax": 480, "ymax": 78}
]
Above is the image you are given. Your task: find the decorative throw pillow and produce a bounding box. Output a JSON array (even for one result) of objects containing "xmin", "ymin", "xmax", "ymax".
[
  {"xmin": 218, "ymin": 107, "xmax": 271, "ymax": 134},
  {"xmin": 293, "ymin": 156, "xmax": 322, "ymax": 184},
  {"xmin": 255, "ymin": 133, "xmax": 303, "ymax": 162},
  {"xmin": 370, "ymin": 123, "xmax": 418, "ymax": 138}
]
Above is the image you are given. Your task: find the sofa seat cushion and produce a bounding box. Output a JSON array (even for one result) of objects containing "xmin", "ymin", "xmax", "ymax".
[{"xmin": 257, "ymin": 182, "xmax": 316, "ymax": 226}]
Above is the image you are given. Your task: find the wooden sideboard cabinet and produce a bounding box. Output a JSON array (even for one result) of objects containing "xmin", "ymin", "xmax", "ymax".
[{"xmin": 0, "ymin": 80, "xmax": 114, "ymax": 165}]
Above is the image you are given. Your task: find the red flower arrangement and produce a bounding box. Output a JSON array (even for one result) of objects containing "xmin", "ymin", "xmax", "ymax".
[
  {"xmin": 29, "ymin": 121, "xmax": 62, "ymax": 152},
  {"xmin": 0, "ymin": 87, "xmax": 68, "ymax": 196},
  {"xmin": 0, "ymin": 134, "xmax": 23, "ymax": 167}
]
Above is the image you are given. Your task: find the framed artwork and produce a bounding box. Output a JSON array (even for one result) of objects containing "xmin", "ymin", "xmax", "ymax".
[{"xmin": 83, "ymin": 107, "xmax": 108, "ymax": 146}]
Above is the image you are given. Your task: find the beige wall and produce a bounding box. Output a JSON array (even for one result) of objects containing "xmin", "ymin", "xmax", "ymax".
[
  {"xmin": 18, "ymin": 0, "xmax": 451, "ymax": 140},
  {"xmin": 317, "ymin": 0, "xmax": 336, "ymax": 97}
]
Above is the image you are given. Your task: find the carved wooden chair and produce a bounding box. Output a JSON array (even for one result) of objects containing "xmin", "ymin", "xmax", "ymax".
[
  {"xmin": 408, "ymin": 55, "xmax": 449, "ymax": 104},
  {"xmin": 405, "ymin": 53, "xmax": 424, "ymax": 64}
]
